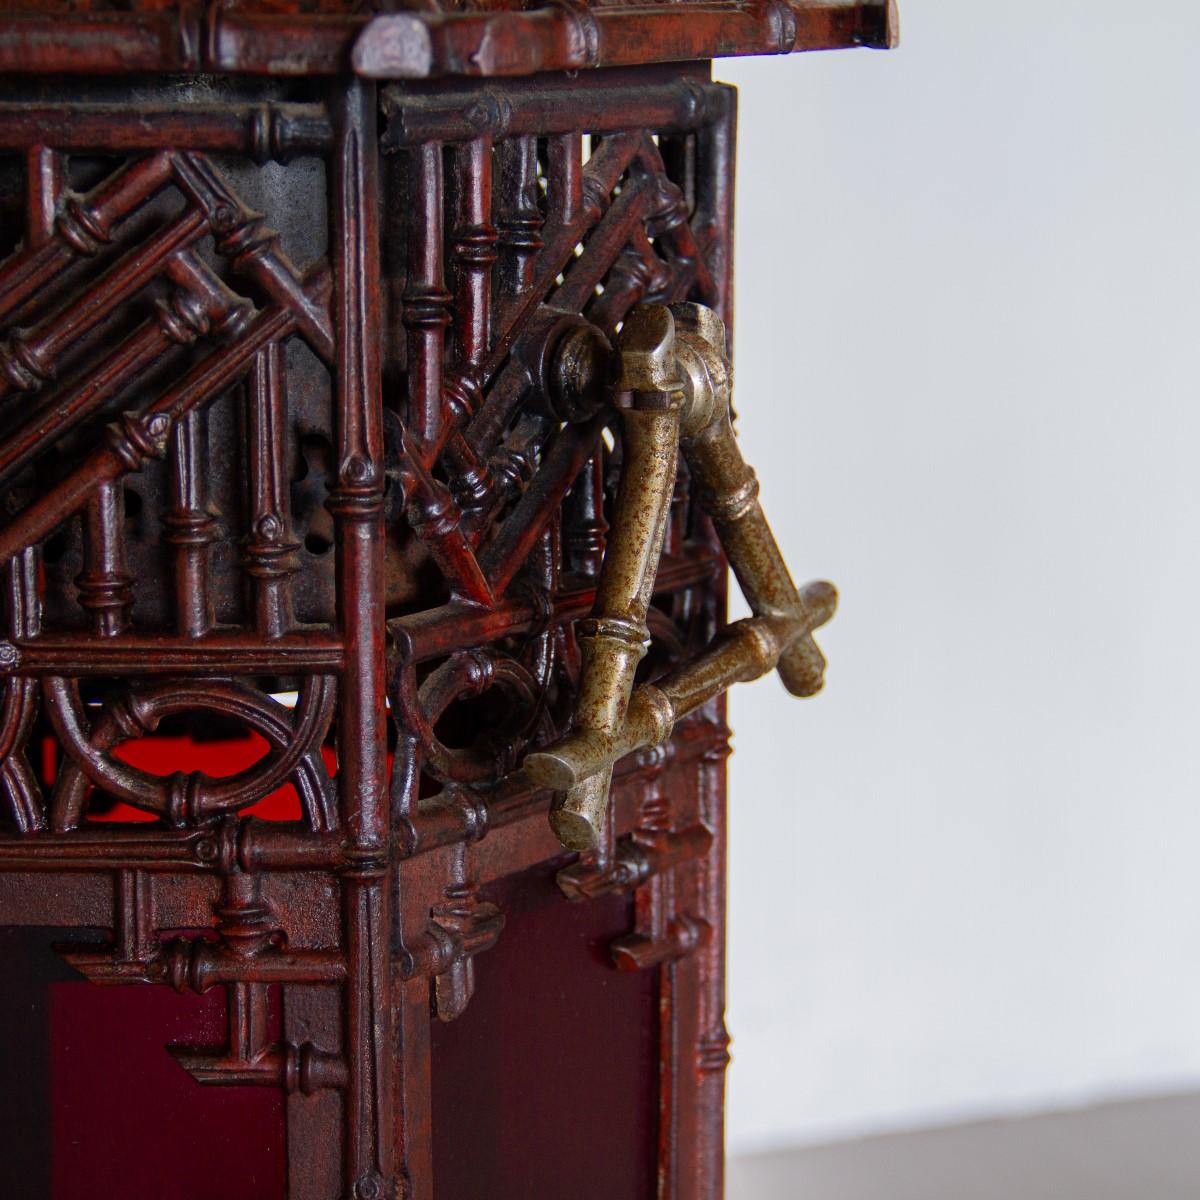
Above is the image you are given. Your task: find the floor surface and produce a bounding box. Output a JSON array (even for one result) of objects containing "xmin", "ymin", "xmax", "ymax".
[{"xmin": 726, "ymin": 1092, "xmax": 1200, "ymax": 1199}]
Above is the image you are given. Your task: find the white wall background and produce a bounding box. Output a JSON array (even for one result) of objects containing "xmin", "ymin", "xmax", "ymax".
[{"xmin": 720, "ymin": 0, "xmax": 1200, "ymax": 1155}]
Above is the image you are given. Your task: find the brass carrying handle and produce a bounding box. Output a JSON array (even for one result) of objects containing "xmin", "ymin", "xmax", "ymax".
[{"xmin": 525, "ymin": 302, "xmax": 836, "ymax": 851}]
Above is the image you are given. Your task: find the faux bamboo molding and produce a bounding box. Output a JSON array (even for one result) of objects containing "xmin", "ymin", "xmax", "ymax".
[
  {"xmin": 529, "ymin": 303, "xmax": 836, "ymax": 849},
  {"xmin": 0, "ymin": 2, "xmax": 897, "ymax": 77},
  {"xmin": 0, "ymin": 1, "xmax": 889, "ymax": 1191}
]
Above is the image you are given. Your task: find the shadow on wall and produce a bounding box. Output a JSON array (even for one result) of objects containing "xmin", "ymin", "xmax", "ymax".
[{"xmin": 719, "ymin": 0, "xmax": 1200, "ymax": 1159}]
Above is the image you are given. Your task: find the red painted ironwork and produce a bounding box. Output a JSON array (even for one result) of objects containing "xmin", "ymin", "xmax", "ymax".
[{"xmin": 0, "ymin": 4, "xmax": 893, "ymax": 1193}]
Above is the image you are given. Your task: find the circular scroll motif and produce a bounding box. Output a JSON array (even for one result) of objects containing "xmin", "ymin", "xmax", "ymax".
[
  {"xmin": 45, "ymin": 676, "xmax": 336, "ymax": 830},
  {"xmin": 412, "ymin": 648, "xmax": 552, "ymax": 784}
]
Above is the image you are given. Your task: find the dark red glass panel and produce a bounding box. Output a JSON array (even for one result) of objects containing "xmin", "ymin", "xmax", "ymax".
[{"xmin": 431, "ymin": 865, "xmax": 658, "ymax": 1200}]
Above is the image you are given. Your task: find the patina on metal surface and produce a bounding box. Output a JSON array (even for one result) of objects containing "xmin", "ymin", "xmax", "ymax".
[
  {"xmin": 528, "ymin": 302, "xmax": 836, "ymax": 849},
  {"xmin": 0, "ymin": 2, "xmax": 893, "ymax": 1195}
]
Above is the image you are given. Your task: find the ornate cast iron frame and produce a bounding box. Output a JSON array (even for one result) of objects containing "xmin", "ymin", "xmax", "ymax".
[{"xmin": 0, "ymin": 4, "xmax": 896, "ymax": 1196}]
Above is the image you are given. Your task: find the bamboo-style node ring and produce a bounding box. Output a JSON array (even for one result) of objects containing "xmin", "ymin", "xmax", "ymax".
[{"xmin": 526, "ymin": 301, "xmax": 837, "ymax": 850}]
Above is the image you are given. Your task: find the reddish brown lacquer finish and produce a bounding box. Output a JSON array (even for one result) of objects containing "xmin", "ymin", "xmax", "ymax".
[{"xmin": 0, "ymin": 2, "xmax": 892, "ymax": 1195}]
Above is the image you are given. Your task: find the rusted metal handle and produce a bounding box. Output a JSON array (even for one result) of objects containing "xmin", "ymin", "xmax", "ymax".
[
  {"xmin": 528, "ymin": 303, "xmax": 836, "ymax": 850},
  {"xmin": 672, "ymin": 303, "xmax": 831, "ymax": 698},
  {"xmin": 546, "ymin": 307, "xmax": 683, "ymax": 851},
  {"xmin": 528, "ymin": 587, "xmax": 836, "ymax": 792}
]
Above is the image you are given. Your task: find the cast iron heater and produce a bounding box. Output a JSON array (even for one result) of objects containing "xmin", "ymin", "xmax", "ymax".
[{"xmin": 0, "ymin": 2, "xmax": 895, "ymax": 1196}]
